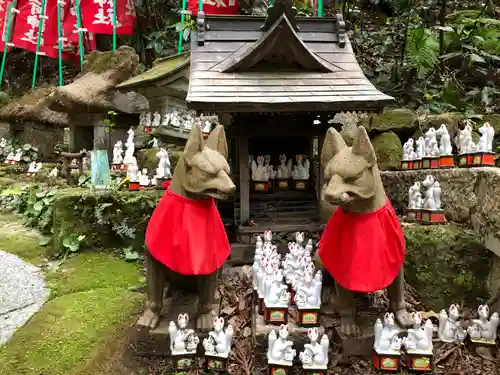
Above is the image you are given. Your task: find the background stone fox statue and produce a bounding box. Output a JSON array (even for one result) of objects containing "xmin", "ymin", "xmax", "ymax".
[
  {"xmin": 139, "ymin": 124, "xmax": 236, "ymax": 331},
  {"xmin": 316, "ymin": 126, "xmax": 411, "ymax": 337}
]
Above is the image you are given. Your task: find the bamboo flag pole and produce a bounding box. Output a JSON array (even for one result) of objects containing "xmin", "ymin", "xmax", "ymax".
[
  {"xmin": 112, "ymin": 0, "xmax": 117, "ymax": 50},
  {"xmin": 198, "ymin": 0, "xmax": 202, "ymax": 12},
  {"xmin": 75, "ymin": 0, "xmax": 85, "ymax": 70},
  {"xmin": 318, "ymin": 0, "xmax": 323, "ymax": 17},
  {"xmin": 31, "ymin": 0, "xmax": 48, "ymax": 88},
  {"xmin": 177, "ymin": 0, "xmax": 187, "ymax": 55},
  {"xmin": 56, "ymin": 0, "xmax": 64, "ymax": 86},
  {"xmin": 0, "ymin": 1, "xmax": 18, "ymax": 89}
]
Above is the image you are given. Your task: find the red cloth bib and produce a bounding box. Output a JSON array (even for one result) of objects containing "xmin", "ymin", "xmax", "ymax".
[
  {"xmin": 318, "ymin": 200, "xmax": 405, "ymax": 293},
  {"xmin": 145, "ymin": 189, "xmax": 230, "ymax": 275}
]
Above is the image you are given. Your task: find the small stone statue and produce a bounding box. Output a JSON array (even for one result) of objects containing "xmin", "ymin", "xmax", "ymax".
[
  {"xmin": 170, "ymin": 111, "xmax": 181, "ymax": 128},
  {"xmin": 478, "ymin": 122, "xmax": 495, "ymax": 153},
  {"xmin": 203, "ymin": 317, "xmax": 234, "ymax": 357},
  {"xmin": 403, "ymin": 139, "xmax": 415, "ymax": 160},
  {"xmin": 184, "ymin": 114, "xmax": 194, "ymax": 131},
  {"xmin": 467, "ymin": 304, "xmax": 499, "ymax": 342},
  {"xmin": 162, "ymin": 113, "xmax": 171, "ymax": 127},
  {"xmin": 422, "ymin": 175, "xmax": 440, "ymax": 210},
  {"xmin": 295, "ymin": 270, "xmax": 322, "ymax": 309},
  {"xmin": 292, "ymin": 154, "xmax": 309, "ymax": 180},
  {"xmin": 152, "ymin": 138, "xmax": 159, "ymax": 148},
  {"xmin": 0, "ymin": 138, "xmax": 6, "ymax": 148},
  {"xmin": 168, "ymin": 313, "xmax": 200, "ymax": 355},
  {"xmin": 139, "ymin": 168, "xmax": 150, "ymax": 186},
  {"xmin": 152, "ymin": 111, "xmax": 161, "ymax": 127},
  {"xmin": 27, "ymin": 161, "xmax": 37, "ymax": 173},
  {"xmin": 276, "ymin": 154, "xmax": 290, "ymax": 179},
  {"xmin": 299, "ymin": 327, "xmax": 329, "ymax": 369},
  {"xmin": 202, "ymin": 120, "xmax": 212, "ymax": 134},
  {"xmin": 123, "ymin": 128, "xmax": 136, "ymax": 165},
  {"xmin": 408, "ymin": 182, "xmax": 423, "ymax": 209},
  {"xmin": 436, "ymin": 124, "xmax": 453, "ymax": 155},
  {"xmin": 267, "ymin": 324, "xmax": 296, "ymax": 365},
  {"xmin": 402, "ymin": 312, "xmax": 433, "ymax": 353},
  {"xmin": 416, "ymin": 137, "xmax": 426, "ymax": 159},
  {"xmin": 438, "ymin": 304, "xmax": 466, "ymax": 343},
  {"xmin": 264, "ymin": 268, "xmax": 290, "ymax": 306},
  {"xmin": 13, "ymin": 149, "xmax": 23, "ymax": 162},
  {"xmin": 456, "ymin": 124, "xmax": 476, "ymax": 154},
  {"xmin": 48, "ymin": 167, "xmax": 59, "ymax": 177},
  {"xmin": 127, "ymin": 163, "xmax": 139, "ymax": 182},
  {"xmin": 374, "ymin": 312, "xmax": 402, "ymax": 353},
  {"xmin": 139, "ymin": 112, "xmax": 145, "ymax": 127},
  {"xmin": 263, "ymin": 155, "xmax": 276, "ymax": 180},
  {"xmin": 145, "ymin": 112, "xmax": 152, "ymax": 127},
  {"xmin": 156, "ymin": 148, "xmax": 172, "ymax": 179},
  {"xmin": 252, "ymin": 155, "xmax": 270, "ymax": 181},
  {"xmin": 112, "ymin": 141, "xmax": 124, "ymax": 164},
  {"xmin": 424, "ymin": 128, "xmax": 440, "ymax": 157},
  {"xmin": 5, "ymin": 151, "xmax": 14, "ymax": 162}
]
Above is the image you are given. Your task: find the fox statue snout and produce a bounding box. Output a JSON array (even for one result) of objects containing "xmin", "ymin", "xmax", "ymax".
[{"xmin": 321, "ymin": 126, "xmax": 380, "ymax": 210}]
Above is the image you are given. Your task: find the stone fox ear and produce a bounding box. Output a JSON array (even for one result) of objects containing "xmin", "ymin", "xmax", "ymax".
[
  {"xmin": 321, "ymin": 127, "xmax": 346, "ymax": 168},
  {"xmin": 205, "ymin": 124, "xmax": 228, "ymax": 160},
  {"xmin": 184, "ymin": 124, "xmax": 205, "ymax": 164},
  {"xmin": 352, "ymin": 126, "xmax": 377, "ymax": 167}
]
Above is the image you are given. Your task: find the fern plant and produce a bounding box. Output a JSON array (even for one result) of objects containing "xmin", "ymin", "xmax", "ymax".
[{"xmin": 405, "ymin": 27, "xmax": 440, "ymax": 78}]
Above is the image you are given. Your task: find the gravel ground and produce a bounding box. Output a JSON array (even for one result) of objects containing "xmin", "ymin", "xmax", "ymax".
[{"xmin": 0, "ymin": 250, "xmax": 48, "ymax": 346}]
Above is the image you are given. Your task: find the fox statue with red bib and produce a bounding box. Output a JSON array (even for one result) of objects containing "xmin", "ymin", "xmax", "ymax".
[{"xmin": 139, "ymin": 124, "xmax": 236, "ymax": 331}]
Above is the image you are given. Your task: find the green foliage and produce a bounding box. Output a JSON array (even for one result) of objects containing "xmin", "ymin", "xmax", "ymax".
[
  {"xmin": 0, "ymin": 138, "xmax": 39, "ymax": 163},
  {"xmin": 352, "ymin": 1, "xmax": 500, "ymax": 114}
]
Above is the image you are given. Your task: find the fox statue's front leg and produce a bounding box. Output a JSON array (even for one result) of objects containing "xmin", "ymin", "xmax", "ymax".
[
  {"xmin": 138, "ymin": 252, "xmax": 169, "ymax": 329},
  {"xmin": 196, "ymin": 269, "xmax": 221, "ymax": 330}
]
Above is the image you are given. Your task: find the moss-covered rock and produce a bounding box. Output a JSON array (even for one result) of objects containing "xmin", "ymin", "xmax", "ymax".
[
  {"xmin": 361, "ymin": 108, "xmax": 416, "ymax": 134},
  {"xmin": 137, "ymin": 148, "xmax": 182, "ymax": 171},
  {"xmin": 51, "ymin": 188, "xmax": 162, "ymax": 257},
  {"xmin": 371, "ymin": 131, "xmax": 403, "ymax": 171},
  {"xmin": 404, "ymin": 223, "xmax": 490, "ymax": 310}
]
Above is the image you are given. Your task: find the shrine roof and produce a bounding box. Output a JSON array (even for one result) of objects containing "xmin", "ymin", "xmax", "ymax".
[
  {"xmin": 186, "ymin": 3, "xmax": 394, "ymax": 113},
  {"xmin": 116, "ymin": 52, "xmax": 190, "ymax": 90}
]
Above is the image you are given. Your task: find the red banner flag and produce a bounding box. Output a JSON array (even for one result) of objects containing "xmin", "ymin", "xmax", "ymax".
[
  {"xmin": 188, "ymin": 0, "xmax": 239, "ymax": 16},
  {"xmin": 62, "ymin": 0, "xmax": 97, "ymax": 56},
  {"xmin": 0, "ymin": 0, "xmax": 11, "ymax": 51},
  {"xmin": 80, "ymin": 0, "xmax": 136, "ymax": 35},
  {"xmin": 10, "ymin": 0, "xmax": 64, "ymax": 59}
]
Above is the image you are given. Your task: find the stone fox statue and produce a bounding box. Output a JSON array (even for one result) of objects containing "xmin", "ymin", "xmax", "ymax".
[
  {"xmin": 316, "ymin": 126, "xmax": 411, "ymax": 337},
  {"xmin": 140, "ymin": 124, "xmax": 236, "ymax": 330}
]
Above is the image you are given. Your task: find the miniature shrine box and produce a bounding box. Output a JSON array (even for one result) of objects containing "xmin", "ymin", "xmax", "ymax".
[
  {"xmin": 468, "ymin": 152, "xmax": 495, "ymax": 167},
  {"xmin": 275, "ymin": 178, "xmax": 290, "ymax": 190},
  {"xmin": 264, "ymin": 303, "xmax": 288, "ymax": 325},
  {"xmin": 267, "ymin": 363, "xmax": 293, "ymax": 375},
  {"xmin": 296, "ymin": 307, "xmax": 320, "ymax": 327},
  {"xmin": 26, "ymin": 171, "xmax": 34, "ymax": 177},
  {"xmin": 421, "ymin": 157, "xmax": 439, "ymax": 169},
  {"xmin": 171, "ymin": 353, "xmax": 196, "ymax": 371},
  {"xmin": 302, "ymin": 364, "xmax": 327, "ymax": 375},
  {"xmin": 111, "ymin": 163, "xmax": 126, "ymax": 172},
  {"xmin": 129, "ymin": 181, "xmax": 140, "ymax": 191},
  {"xmin": 412, "ymin": 159, "xmax": 422, "ymax": 169},
  {"xmin": 252, "ymin": 180, "xmax": 271, "ymax": 192},
  {"xmin": 467, "ymin": 335, "xmax": 497, "ymax": 354},
  {"xmin": 439, "ymin": 155, "xmax": 454, "ymax": 168},
  {"xmin": 405, "ymin": 208, "xmax": 421, "ymax": 222},
  {"xmin": 420, "ymin": 209, "xmax": 446, "ymax": 224},
  {"xmin": 204, "ymin": 353, "xmax": 229, "ymax": 372},
  {"xmin": 457, "ymin": 153, "xmax": 471, "ymax": 167},
  {"xmin": 400, "ymin": 160, "xmax": 413, "ymax": 170},
  {"xmin": 293, "ymin": 179, "xmax": 309, "ymax": 191},
  {"xmin": 404, "ymin": 350, "xmax": 433, "ymax": 372},
  {"xmin": 372, "ymin": 349, "xmax": 400, "ymax": 372}
]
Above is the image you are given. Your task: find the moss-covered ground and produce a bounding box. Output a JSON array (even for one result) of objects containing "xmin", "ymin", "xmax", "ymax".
[{"xmin": 0, "ymin": 213, "xmax": 144, "ymax": 375}]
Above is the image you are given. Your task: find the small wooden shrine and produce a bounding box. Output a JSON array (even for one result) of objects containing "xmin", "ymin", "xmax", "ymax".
[{"xmin": 186, "ymin": 1, "xmax": 394, "ymax": 249}]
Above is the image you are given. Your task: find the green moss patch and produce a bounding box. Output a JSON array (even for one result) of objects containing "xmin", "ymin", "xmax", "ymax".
[
  {"xmin": 404, "ymin": 223, "xmax": 491, "ymax": 310},
  {"xmin": 51, "ymin": 188, "xmax": 162, "ymax": 257},
  {"xmin": 362, "ymin": 108, "xmax": 416, "ymax": 134},
  {"xmin": 371, "ymin": 131, "xmax": 403, "ymax": 171},
  {"xmin": 0, "ymin": 289, "xmax": 143, "ymax": 375}
]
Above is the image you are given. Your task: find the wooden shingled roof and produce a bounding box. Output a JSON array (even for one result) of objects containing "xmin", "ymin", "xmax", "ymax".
[{"xmin": 186, "ymin": 0, "xmax": 394, "ymax": 113}]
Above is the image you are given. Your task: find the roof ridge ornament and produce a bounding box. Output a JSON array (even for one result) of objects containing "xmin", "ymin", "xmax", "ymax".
[{"xmin": 261, "ymin": 0, "xmax": 299, "ymax": 32}]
